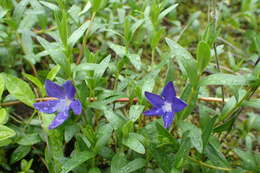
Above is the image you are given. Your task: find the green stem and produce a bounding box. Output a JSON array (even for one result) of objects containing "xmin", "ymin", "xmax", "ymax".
[
  {"xmin": 187, "ymin": 156, "xmax": 232, "ymax": 171},
  {"xmin": 213, "ymin": 43, "xmax": 225, "ymax": 107},
  {"xmin": 151, "ymin": 48, "xmax": 155, "ymax": 65},
  {"xmin": 81, "ymin": 12, "xmax": 96, "ymax": 60},
  {"xmin": 220, "ymin": 87, "xmax": 257, "ymax": 121},
  {"xmin": 179, "ymin": 86, "xmax": 198, "ymax": 120}
]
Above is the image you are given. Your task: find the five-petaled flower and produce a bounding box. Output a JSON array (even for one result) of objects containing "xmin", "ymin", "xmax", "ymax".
[
  {"xmin": 143, "ymin": 81, "xmax": 187, "ymax": 128},
  {"xmin": 33, "ymin": 80, "xmax": 82, "ymax": 129}
]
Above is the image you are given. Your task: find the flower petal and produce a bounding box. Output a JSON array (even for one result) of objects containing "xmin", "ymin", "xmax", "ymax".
[
  {"xmin": 172, "ymin": 97, "xmax": 187, "ymax": 112},
  {"xmin": 62, "ymin": 80, "xmax": 76, "ymax": 99},
  {"xmin": 161, "ymin": 81, "xmax": 176, "ymax": 102},
  {"xmin": 33, "ymin": 100, "xmax": 60, "ymax": 114},
  {"xmin": 144, "ymin": 92, "xmax": 164, "ymax": 108},
  {"xmin": 48, "ymin": 108, "xmax": 69, "ymax": 129},
  {"xmin": 163, "ymin": 112, "xmax": 174, "ymax": 128},
  {"xmin": 45, "ymin": 80, "xmax": 65, "ymax": 98},
  {"xmin": 70, "ymin": 100, "xmax": 82, "ymax": 115},
  {"xmin": 143, "ymin": 107, "xmax": 164, "ymax": 116}
]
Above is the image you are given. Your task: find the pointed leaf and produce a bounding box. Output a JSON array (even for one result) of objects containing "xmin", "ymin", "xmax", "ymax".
[
  {"xmin": 0, "ymin": 125, "xmax": 16, "ymax": 141},
  {"xmin": 5, "ymin": 74, "xmax": 35, "ymax": 107}
]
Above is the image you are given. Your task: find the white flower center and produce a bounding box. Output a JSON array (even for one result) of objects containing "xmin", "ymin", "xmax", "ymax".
[
  {"xmin": 65, "ymin": 97, "xmax": 72, "ymax": 106},
  {"xmin": 56, "ymin": 97, "xmax": 72, "ymax": 112},
  {"xmin": 162, "ymin": 102, "xmax": 172, "ymax": 112}
]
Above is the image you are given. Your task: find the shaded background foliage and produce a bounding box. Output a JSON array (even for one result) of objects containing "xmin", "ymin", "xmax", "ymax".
[{"xmin": 0, "ymin": 0, "xmax": 259, "ymax": 172}]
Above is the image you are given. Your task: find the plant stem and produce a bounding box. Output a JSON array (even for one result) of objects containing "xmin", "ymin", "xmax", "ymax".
[
  {"xmin": 187, "ymin": 156, "xmax": 232, "ymax": 171},
  {"xmin": 0, "ymin": 96, "xmax": 222, "ymax": 107},
  {"xmin": 151, "ymin": 48, "xmax": 155, "ymax": 65},
  {"xmin": 77, "ymin": 12, "xmax": 96, "ymax": 64},
  {"xmin": 220, "ymin": 86, "xmax": 258, "ymax": 121},
  {"xmin": 211, "ymin": 0, "xmax": 225, "ymax": 107},
  {"xmin": 213, "ymin": 43, "xmax": 225, "ymax": 107},
  {"xmin": 179, "ymin": 86, "xmax": 198, "ymax": 120}
]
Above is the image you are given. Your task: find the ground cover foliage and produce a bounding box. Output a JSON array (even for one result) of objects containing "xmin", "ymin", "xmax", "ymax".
[{"xmin": 0, "ymin": 0, "xmax": 259, "ymax": 172}]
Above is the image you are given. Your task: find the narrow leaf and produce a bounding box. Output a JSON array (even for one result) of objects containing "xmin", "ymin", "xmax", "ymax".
[
  {"xmin": 61, "ymin": 151, "xmax": 95, "ymax": 173},
  {"xmin": 197, "ymin": 41, "xmax": 211, "ymax": 73},
  {"xmin": 68, "ymin": 21, "xmax": 90, "ymax": 47},
  {"xmin": 200, "ymin": 73, "xmax": 247, "ymax": 86}
]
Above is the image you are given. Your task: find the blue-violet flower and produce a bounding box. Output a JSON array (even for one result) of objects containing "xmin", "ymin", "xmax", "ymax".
[
  {"xmin": 144, "ymin": 81, "xmax": 187, "ymax": 128},
  {"xmin": 33, "ymin": 80, "xmax": 82, "ymax": 129}
]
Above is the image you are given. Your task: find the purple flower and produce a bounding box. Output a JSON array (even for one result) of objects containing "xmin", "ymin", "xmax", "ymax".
[
  {"xmin": 144, "ymin": 81, "xmax": 187, "ymax": 128},
  {"xmin": 33, "ymin": 80, "xmax": 82, "ymax": 129}
]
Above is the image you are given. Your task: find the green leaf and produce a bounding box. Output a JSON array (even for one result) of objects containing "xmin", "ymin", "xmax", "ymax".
[
  {"xmin": 205, "ymin": 143, "xmax": 230, "ymax": 167},
  {"xmin": 0, "ymin": 125, "xmax": 16, "ymax": 141},
  {"xmin": 142, "ymin": 78, "xmax": 155, "ymax": 95},
  {"xmin": 166, "ymin": 38, "xmax": 193, "ymax": 60},
  {"xmin": 120, "ymin": 158, "xmax": 146, "ymax": 173},
  {"xmin": 149, "ymin": 144, "xmax": 174, "ymax": 173},
  {"xmin": 0, "ymin": 73, "xmax": 5, "ymax": 99},
  {"xmin": 64, "ymin": 124, "xmax": 80, "ymax": 143},
  {"xmin": 108, "ymin": 42, "xmax": 142, "ymax": 70},
  {"xmin": 90, "ymin": 0, "xmax": 105, "ymax": 12},
  {"xmin": 47, "ymin": 65, "xmax": 61, "ymax": 80},
  {"xmin": 61, "ymin": 151, "xmax": 95, "ymax": 173},
  {"xmin": 5, "ymin": 74, "xmax": 35, "ymax": 107},
  {"xmin": 111, "ymin": 153, "xmax": 128, "ymax": 173},
  {"xmin": 36, "ymin": 36, "xmax": 67, "ymax": 68},
  {"xmin": 22, "ymin": 73, "xmax": 43, "ymax": 90},
  {"xmin": 0, "ymin": 108, "xmax": 8, "ymax": 125},
  {"xmin": 68, "ymin": 21, "xmax": 90, "ymax": 47},
  {"xmin": 165, "ymin": 61, "xmax": 176, "ymax": 83},
  {"xmin": 200, "ymin": 73, "xmax": 248, "ymax": 86},
  {"xmin": 122, "ymin": 120, "xmax": 133, "ymax": 138},
  {"xmin": 17, "ymin": 133, "xmax": 41, "ymax": 146},
  {"xmin": 79, "ymin": 1, "xmax": 92, "ymax": 16},
  {"xmin": 166, "ymin": 38, "xmax": 198, "ymax": 85},
  {"xmin": 179, "ymin": 56, "xmax": 198, "ymax": 86},
  {"xmin": 20, "ymin": 31, "xmax": 35, "ymax": 64},
  {"xmin": 122, "ymin": 133, "xmax": 145, "ymax": 154},
  {"xmin": 214, "ymin": 116, "xmax": 236, "ymax": 133},
  {"xmin": 159, "ymin": 4, "xmax": 178, "ymax": 20},
  {"xmin": 196, "ymin": 41, "xmax": 211, "ymax": 73},
  {"xmin": 108, "ymin": 42, "xmax": 126, "ymax": 57},
  {"xmin": 0, "ymin": 138, "xmax": 12, "ymax": 147},
  {"xmin": 10, "ymin": 145, "xmax": 31, "ymax": 164},
  {"xmin": 39, "ymin": 1, "xmax": 59, "ymax": 11},
  {"xmin": 13, "ymin": 0, "xmax": 30, "ymax": 21},
  {"xmin": 173, "ymin": 132, "xmax": 191, "ymax": 168},
  {"xmin": 104, "ymin": 110, "xmax": 125, "ymax": 129},
  {"xmin": 94, "ymin": 55, "xmax": 111, "ymax": 78},
  {"xmin": 47, "ymin": 129, "xmax": 64, "ymax": 172},
  {"xmin": 129, "ymin": 105, "xmax": 145, "ymax": 122},
  {"xmin": 179, "ymin": 121, "xmax": 203, "ymax": 153},
  {"xmin": 155, "ymin": 122, "xmax": 178, "ymax": 148},
  {"xmin": 234, "ymin": 148, "xmax": 258, "ymax": 171},
  {"xmin": 202, "ymin": 116, "xmax": 217, "ymax": 151},
  {"xmin": 202, "ymin": 23, "xmax": 218, "ymax": 46},
  {"xmin": 94, "ymin": 124, "xmax": 113, "ymax": 153},
  {"xmin": 89, "ymin": 167, "xmax": 101, "ymax": 173},
  {"xmin": 127, "ymin": 53, "xmax": 142, "ymax": 71}
]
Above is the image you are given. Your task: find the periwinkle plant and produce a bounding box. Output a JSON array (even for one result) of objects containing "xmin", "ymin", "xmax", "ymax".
[
  {"xmin": 143, "ymin": 81, "xmax": 187, "ymax": 128},
  {"xmin": 33, "ymin": 80, "xmax": 82, "ymax": 129}
]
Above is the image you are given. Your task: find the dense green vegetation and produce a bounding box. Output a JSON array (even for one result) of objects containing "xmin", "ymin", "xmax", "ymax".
[{"xmin": 0, "ymin": 0, "xmax": 259, "ymax": 172}]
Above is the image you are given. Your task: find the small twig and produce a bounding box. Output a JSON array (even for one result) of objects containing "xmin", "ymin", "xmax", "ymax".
[
  {"xmin": 33, "ymin": 26, "xmax": 57, "ymax": 34},
  {"xmin": 188, "ymin": 156, "xmax": 232, "ymax": 171},
  {"xmin": 0, "ymin": 96, "xmax": 224, "ymax": 107}
]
